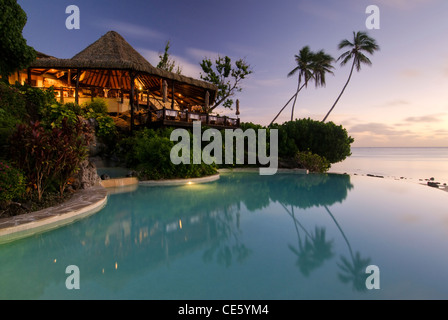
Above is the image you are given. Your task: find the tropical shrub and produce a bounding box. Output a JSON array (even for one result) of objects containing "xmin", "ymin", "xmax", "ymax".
[
  {"xmin": 9, "ymin": 119, "xmax": 92, "ymax": 200},
  {"xmin": 40, "ymin": 103, "xmax": 79, "ymax": 129},
  {"xmin": 9, "ymin": 121, "xmax": 52, "ymax": 201},
  {"xmin": 82, "ymin": 98, "xmax": 109, "ymax": 115},
  {"xmin": 0, "ymin": 161, "xmax": 26, "ymax": 203},
  {"xmin": 51, "ymin": 118, "xmax": 93, "ymax": 196},
  {"xmin": 295, "ymin": 151, "xmax": 330, "ymax": 173},
  {"xmin": 81, "ymin": 99, "xmax": 117, "ymax": 153},
  {"xmin": 119, "ymin": 128, "xmax": 217, "ymax": 180},
  {"xmin": 275, "ymin": 118, "xmax": 354, "ymax": 164}
]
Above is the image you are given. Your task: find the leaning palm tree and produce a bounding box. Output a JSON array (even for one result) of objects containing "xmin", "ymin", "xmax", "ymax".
[
  {"xmin": 287, "ymin": 46, "xmax": 315, "ymax": 122},
  {"xmin": 322, "ymin": 31, "xmax": 379, "ymax": 122},
  {"xmin": 269, "ymin": 47, "xmax": 334, "ymax": 125}
]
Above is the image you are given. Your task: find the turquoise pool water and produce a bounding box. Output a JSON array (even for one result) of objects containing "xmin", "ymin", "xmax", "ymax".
[{"xmin": 1, "ymin": 172, "xmax": 448, "ymax": 299}]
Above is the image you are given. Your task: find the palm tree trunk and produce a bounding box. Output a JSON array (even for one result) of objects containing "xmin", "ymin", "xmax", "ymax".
[
  {"xmin": 322, "ymin": 59, "xmax": 355, "ymax": 122},
  {"xmin": 324, "ymin": 205, "xmax": 354, "ymax": 261},
  {"xmin": 290, "ymin": 77, "xmax": 304, "ymax": 121},
  {"xmin": 269, "ymin": 82, "xmax": 306, "ymax": 127}
]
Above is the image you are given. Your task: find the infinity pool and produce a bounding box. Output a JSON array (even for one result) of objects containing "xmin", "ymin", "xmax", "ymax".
[{"xmin": 1, "ymin": 172, "xmax": 447, "ymax": 299}]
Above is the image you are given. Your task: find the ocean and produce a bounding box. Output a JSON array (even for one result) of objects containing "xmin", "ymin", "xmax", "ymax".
[{"xmin": 329, "ymin": 147, "xmax": 448, "ymax": 185}]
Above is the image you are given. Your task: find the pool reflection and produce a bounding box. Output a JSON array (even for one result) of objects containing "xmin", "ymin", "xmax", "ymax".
[{"xmin": 0, "ymin": 172, "xmax": 372, "ymax": 299}]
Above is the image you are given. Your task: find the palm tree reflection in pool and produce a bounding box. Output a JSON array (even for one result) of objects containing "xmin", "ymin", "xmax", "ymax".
[
  {"xmin": 283, "ymin": 204, "xmax": 334, "ymax": 277},
  {"xmin": 282, "ymin": 201, "xmax": 372, "ymax": 292},
  {"xmin": 324, "ymin": 205, "xmax": 372, "ymax": 292}
]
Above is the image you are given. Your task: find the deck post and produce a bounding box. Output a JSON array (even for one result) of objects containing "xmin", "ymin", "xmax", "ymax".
[
  {"xmin": 163, "ymin": 107, "xmax": 166, "ymax": 120},
  {"xmin": 27, "ymin": 68, "xmax": 31, "ymax": 86},
  {"xmin": 130, "ymin": 71, "xmax": 136, "ymax": 133},
  {"xmin": 75, "ymin": 68, "xmax": 80, "ymax": 105},
  {"xmin": 171, "ymin": 81, "xmax": 175, "ymax": 109},
  {"xmin": 205, "ymin": 91, "xmax": 210, "ymax": 112},
  {"xmin": 60, "ymin": 87, "xmax": 64, "ymax": 103}
]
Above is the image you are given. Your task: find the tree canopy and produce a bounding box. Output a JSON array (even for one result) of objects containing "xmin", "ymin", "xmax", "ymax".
[
  {"xmin": 156, "ymin": 41, "xmax": 182, "ymax": 75},
  {"xmin": 0, "ymin": 0, "xmax": 36, "ymax": 82},
  {"xmin": 199, "ymin": 56, "xmax": 252, "ymax": 112}
]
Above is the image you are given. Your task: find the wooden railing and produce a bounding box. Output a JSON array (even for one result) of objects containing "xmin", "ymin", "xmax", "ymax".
[{"xmin": 150, "ymin": 107, "xmax": 240, "ymax": 128}]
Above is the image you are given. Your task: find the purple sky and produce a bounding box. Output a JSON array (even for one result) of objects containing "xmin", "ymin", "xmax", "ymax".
[{"xmin": 18, "ymin": 0, "xmax": 448, "ymax": 146}]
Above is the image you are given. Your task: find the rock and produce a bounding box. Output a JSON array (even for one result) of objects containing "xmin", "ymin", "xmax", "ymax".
[
  {"xmin": 101, "ymin": 173, "xmax": 111, "ymax": 180},
  {"xmin": 367, "ymin": 174, "xmax": 384, "ymax": 178},
  {"xmin": 278, "ymin": 157, "xmax": 301, "ymax": 169},
  {"xmin": 427, "ymin": 181, "xmax": 439, "ymax": 188},
  {"xmin": 126, "ymin": 170, "xmax": 137, "ymax": 177},
  {"xmin": 73, "ymin": 159, "xmax": 101, "ymax": 190}
]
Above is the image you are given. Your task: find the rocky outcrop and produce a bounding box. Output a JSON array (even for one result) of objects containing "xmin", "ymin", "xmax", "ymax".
[{"xmin": 73, "ymin": 159, "xmax": 101, "ymax": 190}]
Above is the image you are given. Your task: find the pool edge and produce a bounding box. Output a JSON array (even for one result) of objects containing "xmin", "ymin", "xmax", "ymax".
[{"xmin": 0, "ymin": 186, "xmax": 108, "ymax": 244}]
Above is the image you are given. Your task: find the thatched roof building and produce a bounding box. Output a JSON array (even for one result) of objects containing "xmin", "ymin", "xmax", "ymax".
[
  {"xmin": 25, "ymin": 31, "xmax": 221, "ymax": 130},
  {"xmin": 30, "ymin": 31, "xmax": 217, "ymax": 106}
]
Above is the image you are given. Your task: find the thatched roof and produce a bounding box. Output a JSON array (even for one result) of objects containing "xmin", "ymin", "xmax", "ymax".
[{"xmin": 29, "ymin": 31, "xmax": 217, "ymax": 106}]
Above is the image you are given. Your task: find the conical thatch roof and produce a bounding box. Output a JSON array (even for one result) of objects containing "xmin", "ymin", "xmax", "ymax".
[
  {"xmin": 70, "ymin": 30, "xmax": 157, "ymax": 73},
  {"xmin": 29, "ymin": 31, "xmax": 217, "ymax": 105}
]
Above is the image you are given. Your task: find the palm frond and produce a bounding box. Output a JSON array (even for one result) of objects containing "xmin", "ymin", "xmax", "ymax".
[{"xmin": 287, "ymin": 66, "xmax": 301, "ymax": 78}]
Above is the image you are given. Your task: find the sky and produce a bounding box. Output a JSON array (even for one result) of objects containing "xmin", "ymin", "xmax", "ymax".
[{"xmin": 17, "ymin": 0, "xmax": 448, "ymax": 147}]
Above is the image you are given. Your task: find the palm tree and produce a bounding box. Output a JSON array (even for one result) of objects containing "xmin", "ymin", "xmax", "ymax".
[
  {"xmin": 287, "ymin": 46, "xmax": 315, "ymax": 122},
  {"xmin": 322, "ymin": 31, "xmax": 379, "ymax": 122},
  {"xmin": 311, "ymin": 49, "xmax": 335, "ymax": 90},
  {"xmin": 269, "ymin": 47, "xmax": 334, "ymax": 125}
]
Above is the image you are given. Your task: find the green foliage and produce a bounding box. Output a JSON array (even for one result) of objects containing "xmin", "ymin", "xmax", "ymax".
[
  {"xmin": 199, "ymin": 55, "xmax": 252, "ymax": 111},
  {"xmin": 0, "ymin": 0, "xmax": 36, "ymax": 81},
  {"xmin": 275, "ymin": 118, "xmax": 354, "ymax": 164},
  {"xmin": 0, "ymin": 82, "xmax": 27, "ymax": 118},
  {"xmin": 82, "ymin": 98, "xmax": 108, "ymax": 115},
  {"xmin": 82, "ymin": 98, "xmax": 117, "ymax": 141},
  {"xmin": 21, "ymin": 84, "xmax": 57, "ymax": 121},
  {"xmin": 38, "ymin": 98, "xmax": 117, "ymax": 155},
  {"xmin": 0, "ymin": 82, "xmax": 26, "ymax": 148},
  {"xmin": 295, "ymin": 151, "xmax": 330, "ymax": 173},
  {"xmin": 0, "ymin": 161, "xmax": 26, "ymax": 202},
  {"xmin": 157, "ymin": 41, "xmax": 182, "ymax": 75},
  {"xmin": 118, "ymin": 128, "xmax": 217, "ymax": 180},
  {"xmin": 40, "ymin": 103, "xmax": 79, "ymax": 129}
]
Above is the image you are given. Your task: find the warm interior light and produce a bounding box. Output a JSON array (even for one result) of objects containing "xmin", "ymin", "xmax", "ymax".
[{"xmin": 179, "ymin": 219, "xmax": 183, "ymax": 229}]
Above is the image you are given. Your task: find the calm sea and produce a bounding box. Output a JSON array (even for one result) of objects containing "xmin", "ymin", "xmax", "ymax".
[{"xmin": 329, "ymin": 147, "xmax": 448, "ymax": 184}]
